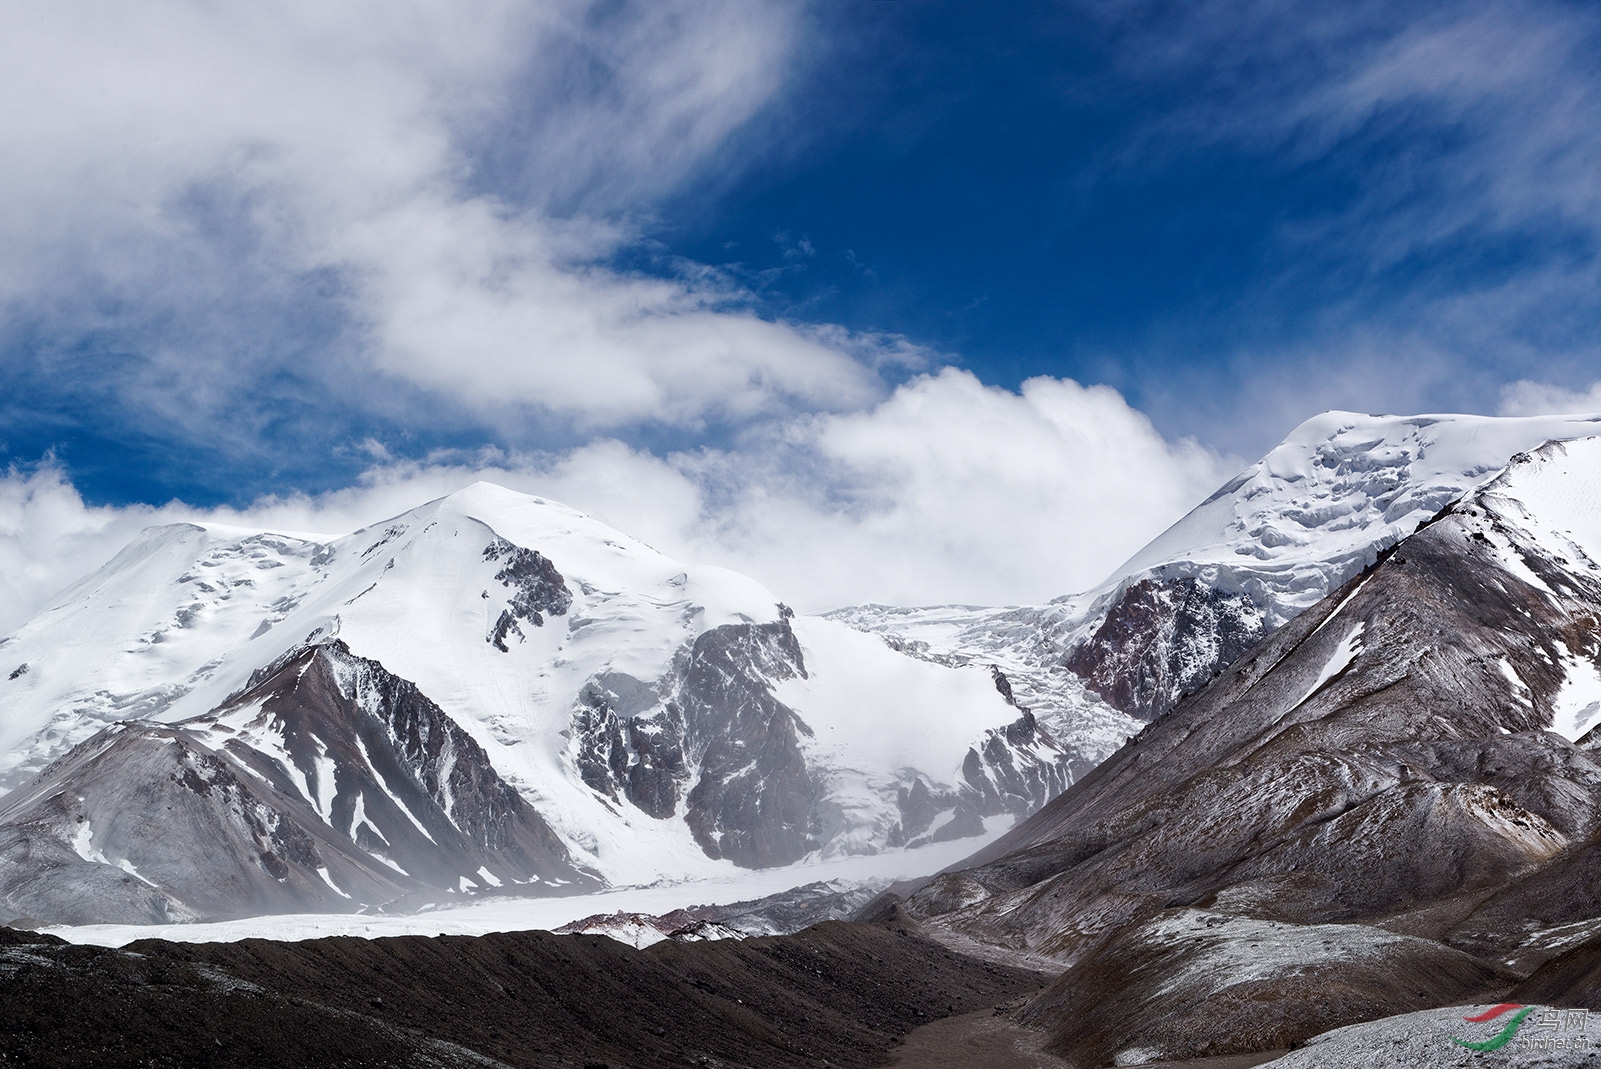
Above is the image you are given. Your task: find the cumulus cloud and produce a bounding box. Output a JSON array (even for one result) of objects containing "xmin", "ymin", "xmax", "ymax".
[
  {"xmin": 686, "ymin": 370, "xmax": 1232, "ymax": 609},
  {"xmin": 1498, "ymin": 380, "xmax": 1601, "ymax": 417},
  {"xmin": 0, "ymin": 372, "xmax": 1233, "ymax": 630}
]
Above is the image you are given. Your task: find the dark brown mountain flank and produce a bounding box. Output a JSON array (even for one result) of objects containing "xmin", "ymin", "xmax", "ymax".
[
  {"xmin": 884, "ymin": 439, "xmax": 1601, "ymax": 1065},
  {"xmin": 0, "ymin": 916, "xmax": 1045, "ymax": 1069}
]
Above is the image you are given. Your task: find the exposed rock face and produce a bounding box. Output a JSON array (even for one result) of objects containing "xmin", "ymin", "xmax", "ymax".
[
  {"xmin": 481, "ymin": 537, "xmax": 572, "ymax": 651},
  {"xmin": 566, "ymin": 615, "xmax": 820, "ymax": 867},
  {"xmin": 1064, "ymin": 576, "xmax": 1266, "ymax": 720},
  {"xmin": 893, "ymin": 437, "xmax": 1601, "ymax": 1065},
  {"xmin": 679, "ymin": 619, "xmax": 818, "ymax": 867},
  {"xmin": 563, "ymin": 612, "xmax": 1086, "ymax": 865},
  {"xmin": 0, "ymin": 641, "xmax": 594, "ymax": 924},
  {"xmin": 960, "ymin": 708, "xmax": 1072, "ymax": 821},
  {"xmin": 571, "ymin": 686, "xmax": 630, "ymax": 801}
]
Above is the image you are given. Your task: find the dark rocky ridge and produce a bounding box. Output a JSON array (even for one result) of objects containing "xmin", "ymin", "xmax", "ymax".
[
  {"xmin": 679, "ymin": 615, "xmax": 819, "ymax": 866},
  {"xmin": 886, "ymin": 440, "xmax": 1601, "ymax": 1065},
  {"xmin": 0, "ymin": 917, "xmax": 1045, "ymax": 1069},
  {"xmin": 1064, "ymin": 576, "xmax": 1267, "ymax": 721},
  {"xmin": 567, "ymin": 614, "xmax": 820, "ymax": 867},
  {"xmin": 481, "ymin": 537, "xmax": 572, "ymax": 651},
  {"xmin": 0, "ymin": 641, "xmax": 594, "ymax": 925}
]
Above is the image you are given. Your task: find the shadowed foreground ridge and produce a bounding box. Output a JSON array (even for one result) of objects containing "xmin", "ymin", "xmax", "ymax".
[{"xmin": 0, "ymin": 916, "xmax": 1043, "ymax": 1069}]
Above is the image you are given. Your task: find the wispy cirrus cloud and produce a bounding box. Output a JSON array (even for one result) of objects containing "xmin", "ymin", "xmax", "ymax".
[{"xmin": 1088, "ymin": 0, "xmax": 1601, "ymax": 441}]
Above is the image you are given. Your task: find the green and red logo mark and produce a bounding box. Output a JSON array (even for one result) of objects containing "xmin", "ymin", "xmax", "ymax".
[{"xmin": 1451, "ymin": 1003, "xmax": 1534, "ymax": 1052}]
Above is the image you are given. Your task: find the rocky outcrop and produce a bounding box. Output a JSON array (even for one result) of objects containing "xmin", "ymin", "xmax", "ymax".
[
  {"xmin": 562, "ymin": 615, "xmax": 819, "ymax": 866},
  {"xmin": 959, "ymin": 709, "xmax": 1071, "ymax": 820},
  {"xmin": 481, "ymin": 537, "xmax": 572, "ymax": 651},
  {"xmin": 1064, "ymin": 576, "xmax": 1266, "ymax": 720},
  {"xmin": 677, "ymin": 616, "xmax": 818, "ymax": 867}
]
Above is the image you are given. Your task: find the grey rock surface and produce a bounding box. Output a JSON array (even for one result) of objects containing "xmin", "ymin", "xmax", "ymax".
[{"xmin": 1267, "ymin": 1005, "xmax": 1601, "ymax": 1068}]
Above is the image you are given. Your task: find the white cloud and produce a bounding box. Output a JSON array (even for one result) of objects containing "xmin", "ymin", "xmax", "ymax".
[
  {"xmin": 0, "ymin": 372, "xmax": 1233, "ymax": 630},
  {"xmin": 341, "ymin": 197, "xmax": 884, "ymax": 425},
  {"xmin": 0, "ymin": 2, "xmax": 1236, "ymax": 629},
  {"xmin": 0, "ymin": 469, "xmax": 170, "ymax": 635},
  {"xmin": 0, "ymin": 0, "xmax": 885, "ymax": 432},
  {"xmin": 685, "ymin": 369, "xmax": 1232, "ymax": 609},
  {"xmin": 1498, "ymin": 380, "xmax": 1601, "ymax": 417}
]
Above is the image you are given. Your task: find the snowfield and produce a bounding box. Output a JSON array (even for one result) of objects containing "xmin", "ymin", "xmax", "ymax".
[{"xmin": 42, "ymin": 830, "xmax": 998, "ymax": 947}]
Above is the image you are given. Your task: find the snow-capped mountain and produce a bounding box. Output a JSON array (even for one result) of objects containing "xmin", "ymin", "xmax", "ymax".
[
  {"xmin": 0, "ymin": 483, "xmax": 1062, "ymax": 922},
  {"xmin": 890, "ymin": 433, "xmax": 1601, "ymax": 1065},
  {"xmin": 836, "ymin": 412, "xmax": 1601, "ymax": 747},
  {"xmin": 10, "ymin": 412, "xmax": 1601, "ymax": 928}
]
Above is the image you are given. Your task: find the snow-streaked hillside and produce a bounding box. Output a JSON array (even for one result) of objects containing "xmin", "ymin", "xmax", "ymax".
[
  {"xmin": 0, "ymin": 483, "xmax": 1058, "ymax": 914},
  {"xmin": 892, "ymin": 429, "xmax": 1601, "ymax": 1065}
]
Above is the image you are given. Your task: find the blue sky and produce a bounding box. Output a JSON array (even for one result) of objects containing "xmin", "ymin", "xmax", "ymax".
[
  {"xmin": 650, "ymin": 1, "xmax": 1601, "ymax": 440},
  {"xmin": 3, "ymin": 0, "xmax": 1601, "ymax": 618}
]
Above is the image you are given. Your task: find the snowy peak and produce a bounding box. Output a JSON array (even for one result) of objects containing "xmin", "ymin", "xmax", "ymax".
[
  {"xmin": 835, "ymin": 411, "xmax": 1601, "ymax": 739},
  {"xmin": 0, "ymin": 638, "xmax": 596, "ymax": 925},
  {"xmin": 417, "ymin": 481, "xmax": 782, "ymax": 631},
  {"xmin": 0, "ymin": 481, "xmax": 788, "ymax": 791},
  {"xmin": 0, "ymin": 481, "xmax": 1071, "ymax": 921},
  {"xmin": 1113, "ymin": 411, "xmax": 1601, "ymax": 624}
]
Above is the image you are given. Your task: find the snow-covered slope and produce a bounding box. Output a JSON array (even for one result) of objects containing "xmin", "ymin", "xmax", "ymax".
[
  {"xmin": 0, "ymin": 483, "xmax": 1065, "ymax": 920},
  {"xmin": 838, "ymin": 412, "xmax": 1601, "ymax": 735},
  {"xmin": 1117, "ymin": 411, "xmax": 1601, "ymax": 623}
]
